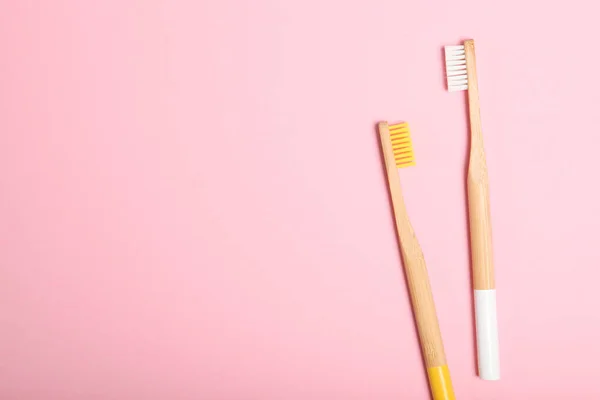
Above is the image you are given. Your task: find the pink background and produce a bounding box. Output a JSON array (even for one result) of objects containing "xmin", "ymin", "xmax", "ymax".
[{"xmin": 1, "ymin": 0, "xmax": 599, "ymax": 399}]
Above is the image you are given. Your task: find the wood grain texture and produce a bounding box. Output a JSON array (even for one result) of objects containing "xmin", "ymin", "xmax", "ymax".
[
  {"xmin": 378, "ymin": 122, "xmax": 447, "ymax": 368},
  {"xmin": 465, "ymin": 39, "xmax": 496, "ymax": 290}
]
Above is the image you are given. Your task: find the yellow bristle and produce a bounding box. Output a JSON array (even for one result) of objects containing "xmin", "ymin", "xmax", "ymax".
[{"xmin": 389, "ymin": 122, "xmax": 415, "ymax": 168}]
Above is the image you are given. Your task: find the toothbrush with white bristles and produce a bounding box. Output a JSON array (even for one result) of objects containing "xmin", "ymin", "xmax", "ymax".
[{"xmin": 445, "ymin": 39, "xmax": 500, "ymax": 381}]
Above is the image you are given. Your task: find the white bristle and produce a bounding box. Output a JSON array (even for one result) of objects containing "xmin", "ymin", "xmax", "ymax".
[{"xmin": 444, "ymin": 45, "xmax": 468, "ymax": 92}]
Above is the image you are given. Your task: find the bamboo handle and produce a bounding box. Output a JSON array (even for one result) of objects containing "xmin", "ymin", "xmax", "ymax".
[
  {"xmin": 464, "ymin": 39, "xmax": 495, "ymax": 291},
  {"xmin": 378, "ymin": 122, "xmax": 447, "ymax": 368},
  {"xmin": 465, "ymin": 39, "xmax": 500, "ymax": 380}
]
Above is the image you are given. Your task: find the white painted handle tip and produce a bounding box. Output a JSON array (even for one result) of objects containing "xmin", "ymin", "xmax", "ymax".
[{"xmin": 474, "ymin": 289, "xmax": 500, "ymax": 380}]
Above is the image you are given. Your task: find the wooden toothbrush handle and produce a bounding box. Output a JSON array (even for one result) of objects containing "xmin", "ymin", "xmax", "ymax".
[
  {"xmin": 465, "ymin": 39, "xmax": 495, "ymax": 291},
  {"xmin": 465, "ymin": 39, "xmax": 500, "ymax": 380},
  {"xmin": 379, "ymin": 121, "xmax": 456, "ymax": 396},
  {"xmin": 378, "ymin": 122, "xmax": 447, "ymax": 368},
  {"xmin": 467, "ymin": 172, "xmax": 495, "ymax": 290}
]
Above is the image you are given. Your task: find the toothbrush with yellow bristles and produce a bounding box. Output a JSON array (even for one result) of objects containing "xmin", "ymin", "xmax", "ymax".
[
  {"xmin": 445, "ymin": 39, "xmax": 500, "ymax": 381},
  {"xmin": 378, "ymin": 121, "xmax": 455, "ymax": 400}
]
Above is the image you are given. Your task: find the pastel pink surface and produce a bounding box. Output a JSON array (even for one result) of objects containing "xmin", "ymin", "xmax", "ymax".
[{"xmin": 1, "ymin": 0, "xmax": 599, "ymax": 398}]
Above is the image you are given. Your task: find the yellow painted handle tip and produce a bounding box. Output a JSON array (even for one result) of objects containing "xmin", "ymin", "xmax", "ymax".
[{"xmin": 427, "ymin": 365, "xmax": 455, "ymax": 400}]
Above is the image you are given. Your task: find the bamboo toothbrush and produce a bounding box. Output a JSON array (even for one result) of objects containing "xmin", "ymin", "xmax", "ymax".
[
  {"xmin": 378, "ymin": 121, "xmax": 455, "ymax": 400},
  {"xmin": 445, "ymin": 39, "xmax": 500, "ymax": 380}
]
